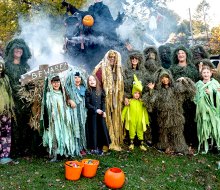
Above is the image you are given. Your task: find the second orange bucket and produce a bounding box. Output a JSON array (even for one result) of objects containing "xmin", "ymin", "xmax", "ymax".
[{"xmin": 81, "ymin": 159, "xmax": 99, "ymax": 178}]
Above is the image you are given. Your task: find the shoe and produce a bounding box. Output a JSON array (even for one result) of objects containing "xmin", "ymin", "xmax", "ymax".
[
  {"xmin": 140, "ymin": 145, "xmax": 147, "ymax": 151},
  {"xmin": 80, "ymin": 150, "xmax": 87, "ymax": 156},
  {"xmin": 103, "ymin": 146, "xmax": 109, "ymax": 153},
  {"xmin": 129, "ymin": 144, "xmax": 134, "ymax": 150},
  {"xmin": 0, "ymin": 158, "xmax": 13, "ymax": 164}
]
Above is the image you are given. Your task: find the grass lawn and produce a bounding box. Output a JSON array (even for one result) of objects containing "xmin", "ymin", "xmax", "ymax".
[{"xmin": 0, "ymin": 147, "xmax": 220, "ymax": 190}]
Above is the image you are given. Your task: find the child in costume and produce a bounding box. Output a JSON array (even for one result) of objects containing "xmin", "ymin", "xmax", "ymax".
[
  {"xmin": 194, "ymin": 66, "xmax": 220, "ymax": 153},
  {"xmin": 144, "ymin": 68, "xmax": 196, "ymax": 154},
  {"xmin": 122, "ymin": 74, "xmax": 149, "ymax": 151},
  {"xmin": 0, "ymin": 58, "xmax": 14, "ymax": 164},
  {"xmin": 41, "ymin": 76, "xmax": 73, "ymax": 161},
  {"xmin": 85, "ymin": 75, "xmax": 111, "ymax": 154},
  {"xmin": 65, "ymin": 71, "xmax": 87, "ymax": 156}
]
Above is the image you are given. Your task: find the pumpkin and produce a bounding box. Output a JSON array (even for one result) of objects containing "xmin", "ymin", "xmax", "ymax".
[
  {"xmin": 82, "ymin": 15, "xmax": 94, "ymax": 27},
  {"xmin": 104, "ymin": 167, "xmax": 125, "ymax": 189}
]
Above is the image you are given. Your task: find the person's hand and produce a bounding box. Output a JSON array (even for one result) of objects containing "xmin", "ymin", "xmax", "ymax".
[
  {"xmin": 205, "ymin": 88, "xmax": 210, "ymax": 94},
  {"xmin": 176, "ymin": 77, "xmax": 185, "ymax": 82},
  {"xmin": 124, "ymin": 98, "xmax": 129, "ymax": 106},
  {"xmin": 102, "ymin": 112, "xmax": 106, "ymax": 118},
  {"xmin": 211, "ymin": 68, "xmax": 217, "ymax": 74},
  {"xmin": 217, "ymin": 87, "xmax": 220, "ymax": 92},
  {"xmin": 68, "ymin": 99, "xmax": 76, "ymax": 108},
  {"xmin": 198, "ymin": 62, "xmax": 203, "ymax": 73},
  {"xmin": 147, "ymin": 82, "xmax": 155, "ymax": 90},
  {"xmin": 97, "ymin": 109, "xmax": 103, "ymax": 115}
]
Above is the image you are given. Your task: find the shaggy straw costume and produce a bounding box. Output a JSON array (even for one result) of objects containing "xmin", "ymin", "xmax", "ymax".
[
  {"xmin": 93, "ymin": 50, "xmax": 124, "ymax": 151},
  {"xmin": 0, "ymin": 58, "xmax": 14, "ymax": 162},
  {"xmin": 4, "ymin": 38, "xmax": 32, "ymax": 156},
  {"xmin": 122, "ymin": 75, "xmax": 149, "ymax": 151},
  {"xmin": 170, "ymin": 45, "xmax": 199, "ymax": 147},
  {"xmin": 65, "ymin": 70, "xmax": 87, "ymax": 155},
  {"xmin": 194, "ymin": 78, "xmax": 220, "ymax": 154},
  {"xmin": 143, "ymin": 68, "xmax": 196, "ymax": 154}
]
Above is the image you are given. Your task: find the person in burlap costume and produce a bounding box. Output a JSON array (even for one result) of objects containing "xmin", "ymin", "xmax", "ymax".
[{"xmin": 93, "ymin": 50, "xmax": 124, "ymax": 151}]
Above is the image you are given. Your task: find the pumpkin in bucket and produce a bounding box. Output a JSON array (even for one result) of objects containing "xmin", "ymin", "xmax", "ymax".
[
  {"xmin": 82, "ymin": 15, "xmax": 94, "ymax": 27},
  {"xmin": 104, "ymin": 167, "xmax": 125, "ymax": 189}
]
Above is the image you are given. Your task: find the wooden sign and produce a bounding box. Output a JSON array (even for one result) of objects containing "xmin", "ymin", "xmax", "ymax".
[{"xmin": 20, "ymin": 62, "xmax": 68, "ymax": 85}]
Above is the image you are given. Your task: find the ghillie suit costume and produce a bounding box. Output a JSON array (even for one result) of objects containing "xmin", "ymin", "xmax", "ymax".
[
  {"xmin": 158, "ymin": 45, "xmax": 172, "ymax": 69},
  {"xmin": 143, "ymin": 46, "xmax": 162, "ymax": 83},
  {"xmin": 4, "ymin": 38, "xmax": 34, "ymax": 156},
  {"xmin": 143, "ymin": 68, "xmax": 196, "ymax": 154},
  {"xmin": 143, "ymin": 46, "xmax": 162, "ymax": 145},
  {"xmin": 85, "ymin": 78, "xmax": 111, "ymax": 153},
  {"xmin": 194, "ymin": 77, "xmax": 220, "ymax": 154},
  {"xmin": 170, "ymin": 45, "xmax": 199, "ymax": 147},
  {"xmin": 65, "ymin": 70, "xmax": 87, "ymax": 155},
  {"xmin": 93, "ymin": 50, "xmax": 124, "ymax": 151},
  {"xmin": 122, "ymin": 74, "xmax": 149, "ymax": 151},
  {"xmin": 123, "ymin": 50, "xmax": 145, "ymax": 99},
  {"xmin": 0, "ymin": 58, "xmax": 14, "ymax": 163},
  {"xmin": 190, "ymin": 45, "xmax": 209, "ymax": 67},
  {"xmin": 40, "ymin": 75, "xmax": 76, "ymax": 160}
]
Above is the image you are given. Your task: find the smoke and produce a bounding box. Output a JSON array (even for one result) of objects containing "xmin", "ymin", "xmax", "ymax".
[{"xmin": 16, "ymin": 12, "xmax": 65, "ymax": 70}]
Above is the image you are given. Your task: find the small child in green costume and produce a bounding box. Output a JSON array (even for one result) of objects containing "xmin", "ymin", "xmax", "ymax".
[{"xmin": 122, "ymin": 74, "xmax": 150, "ymax": 151}]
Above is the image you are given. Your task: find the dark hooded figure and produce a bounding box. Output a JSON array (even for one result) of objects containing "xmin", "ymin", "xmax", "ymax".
[
  {"xmin": 191, "ymin": 45, "xmax": 209, "ymax": 67},
  {"xmin": 4, "ymin": 38, "xmax": 34, "ymax": 156},
  {"xmin": 158, "ymin": 45, "xmax": 172, "ymax": 69},
  {"xmin": 169, "ymin": 45, "xmax": 199, "ymax": 148},
  {"xmin": 143, "ymin": 68, "xmax": 196, "ymax": 154}
]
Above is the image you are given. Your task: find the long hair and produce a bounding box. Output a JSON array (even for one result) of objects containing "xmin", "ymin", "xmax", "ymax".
[{"xmin": 87, "ymin": 75, "xmax": 102, "ymax": 95}]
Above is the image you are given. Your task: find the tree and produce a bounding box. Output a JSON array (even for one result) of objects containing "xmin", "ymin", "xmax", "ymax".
[
  {"xmin": 0, "ymin": 0, "xmax": 86, "ymax": 48},
  {"xmin": 209, "ymin": 25, "xmax": 220, "ymax": 54}
]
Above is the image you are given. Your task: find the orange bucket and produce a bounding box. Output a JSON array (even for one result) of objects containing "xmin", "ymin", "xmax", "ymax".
[
  {"xmin": 65, "ymin": 160, "xmax": 84, "ymax": 181},
  {"xmin": 81, "ymin": 159, "xmax": 99, "ymax": 178}
]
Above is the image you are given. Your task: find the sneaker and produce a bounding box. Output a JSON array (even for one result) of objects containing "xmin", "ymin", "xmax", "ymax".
[
  {"xmin": 129, "ymin": 144, "xmax": 134, "ymax": 150},
  {"xmin": 103, "ymin": 146, "xmax": 109, "ymax": 153},
  {"xmin": 0, "ymin": 158, "xmax": 13, "ymax": 164},
  {"xmin": 80, "ymin": 150, "xmax": 87, "ymax": 156},
  {"xmin": 140, "ymin": 145, "xmax": 147, "ymax": 151}
]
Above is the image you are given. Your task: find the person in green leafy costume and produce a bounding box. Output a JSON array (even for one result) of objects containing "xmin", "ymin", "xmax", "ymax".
[
  {"xmin": 194, "ymin": 66, "xmax": 220, "ymax": 154},
  {"xmin": 144, "ymin": 68, "xmax": 196, "ymax": 154},
  {"xmin": 169, "ymin": 45, "xmax": 199, "ymax": 148},
  {"xmin": 4, "ymin": 38, "xmax": 33, "ymax": 156}
]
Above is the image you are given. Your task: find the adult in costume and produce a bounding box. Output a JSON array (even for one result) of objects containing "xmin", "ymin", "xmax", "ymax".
[
  {"xmin": 123, "ymin": 50, "xmax": 145, "ymax": 104},
  {"xmin": 65, "ymin": 71, "xmax": 87, "ymax": 156},
  {"xmin": 170, "ymin": 45, "xmax": 199, "ymax": 148},
  {"xmin": 190, "ymin": 45, "xmax": 209, "ymax": 67},
  {"xmin": 122, "ymin": 74, "xmax": 149, "ymax": 151},
  {"xmin": 144, "ymin": 68, "xmax": 196, "ymax": 154},
  {"xmin": 158, "ymin": 45, "xmax": 172, "ymax": 69},
  {"xmin": 4, "ymin": 38, "xmax": 32, "ymax": 156},
  {"xmin": 194, "ymin": 66, "xmax": 220, "ymax": 153},
  {"xmin": 93, "ymin": 50, "xmax": 124, "ymax": 151},
  {"xmin": 0, "ymin": 58, "xmax": 14, "ymax": 164}
]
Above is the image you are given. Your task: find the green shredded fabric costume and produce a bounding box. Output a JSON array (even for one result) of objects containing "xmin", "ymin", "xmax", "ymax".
[
  {"xmin": 122, "ymin": 75, "xmax": 149, "ymax": 140},
  {"xmin": 41, "ymin": 76, "xmax": 74, "ymax": 157},
  {"xmin": 194, "ymin": 78, "xmax": 220, "ymax": 153}
]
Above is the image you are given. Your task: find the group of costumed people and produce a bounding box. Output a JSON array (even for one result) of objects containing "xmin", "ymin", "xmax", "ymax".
[{"xmin": 1, "ymin": 37, "xmax": 220, "ymax": 164}]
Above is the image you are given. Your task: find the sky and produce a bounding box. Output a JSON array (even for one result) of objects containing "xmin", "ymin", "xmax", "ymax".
[{"xmin": 166, "ymin": 0, "xmax": 220, "ymax": 27}]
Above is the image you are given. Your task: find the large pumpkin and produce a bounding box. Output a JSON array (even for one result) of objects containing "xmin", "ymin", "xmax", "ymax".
[
  {"xmin": 82, "ymin": 15, "xmax": 94, "ymax": 27},
  {"xmin": 104, "ymin": 167, "xmax": 125, "ymax": 189}
]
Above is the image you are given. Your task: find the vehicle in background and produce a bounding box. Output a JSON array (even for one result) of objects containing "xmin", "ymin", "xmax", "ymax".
[{"xmin": 210, "ymin": 55, "xmax": 220, "ymax": 67}]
